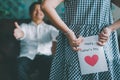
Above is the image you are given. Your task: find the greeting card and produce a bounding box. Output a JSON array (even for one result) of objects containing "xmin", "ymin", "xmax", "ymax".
[{"xmin": 78, "ymin": 35, "xmax": 108, "ymax": 75}]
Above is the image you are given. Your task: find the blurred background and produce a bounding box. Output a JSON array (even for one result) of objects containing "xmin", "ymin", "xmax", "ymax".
[
  {"xmin": 0, "ymin": 0, "xmax": 120, "ymax": 29},
  {"xmin": 0, "ymin": 0, "xmax": 64, "ymax": 19},
  {"xmin": 0, "ymin": 0, "xmax": 119, "ymax": 20},
  {"xmin": 0, "ymin": 1, "xmax": 120, "ymax": 80},
  {"xmin": 0, "ymin": 1, "xmax": 65, "ymax": 80}
]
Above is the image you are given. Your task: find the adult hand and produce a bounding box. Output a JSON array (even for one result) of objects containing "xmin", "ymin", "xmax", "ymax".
[
  {"xmin": 13, "ymin": 22, "xmax": 24, "ymax": 39},
  {"xmin": 65, "ymin": 30, "xmax": 83, "ymax": 51},
  {"xmin": 97, "ymin": 27, "xmax": 112, "ymax": 46}
]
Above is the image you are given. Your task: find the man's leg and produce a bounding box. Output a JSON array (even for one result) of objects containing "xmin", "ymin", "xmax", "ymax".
[
  {"xmin": 17, "ymin": 57, "xmax": 33, "ymax": 80},
  {"xmin": 34, "ymin": 55, "xmax": 53, "ymax": 80}
]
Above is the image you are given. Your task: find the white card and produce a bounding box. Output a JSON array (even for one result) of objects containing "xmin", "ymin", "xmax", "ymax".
[{"xmin": 78, "ymin": 35, "xmax": 108, "ymax": 75}]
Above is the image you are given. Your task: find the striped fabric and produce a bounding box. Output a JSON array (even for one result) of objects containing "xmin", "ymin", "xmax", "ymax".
[{"xmin": 49, "ymin": 0, "xmax": 120, "ymax": 80}]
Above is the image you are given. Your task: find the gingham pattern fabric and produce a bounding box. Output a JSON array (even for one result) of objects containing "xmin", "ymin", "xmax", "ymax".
[{"xmin": 49, "ymin": 0, "xmax": 120, "ymax": 80}]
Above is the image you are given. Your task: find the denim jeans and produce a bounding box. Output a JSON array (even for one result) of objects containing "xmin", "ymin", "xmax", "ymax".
[{"xmin": 17, "ymin": 55, "xmax": 53, "ymax": 80}]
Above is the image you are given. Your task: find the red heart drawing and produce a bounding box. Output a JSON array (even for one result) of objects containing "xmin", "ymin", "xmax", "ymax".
[{"xmin": 84, "ymin": 54, "xmax": 98, "ymax": 66}]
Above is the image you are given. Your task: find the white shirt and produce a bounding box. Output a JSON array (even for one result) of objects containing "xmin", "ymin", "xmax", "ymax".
[{"xmin": 19, "ymin": 21, "xmax": 59, "ymax": 60}]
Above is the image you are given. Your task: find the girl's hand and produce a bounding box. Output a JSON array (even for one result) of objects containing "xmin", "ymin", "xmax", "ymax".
[
  {"xmin": 65, "ymin": 30, "xmax": 83, "ymax": 51},
  {"xmin": 97, "ymin": 27, "xmax": 112, "ymax": 46}
]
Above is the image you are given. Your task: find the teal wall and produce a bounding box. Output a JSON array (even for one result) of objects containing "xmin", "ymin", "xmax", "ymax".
[
  {"xmin": 0, "ymin": 1, "xmax": 120, "ymax": 21},
  {"xmin": 56, "ymin": 3, "xmax": 65, "ymax": 18},
  {"xmin": 0, "ymin": 0, "xmax": 37, "ymax": 19},
  {"xmin": 0, "ymin": 0, "xmax": 64, "ymax": 19}
]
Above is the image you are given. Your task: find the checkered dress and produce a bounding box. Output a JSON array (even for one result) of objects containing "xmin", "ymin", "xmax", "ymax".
[{"xmin": 49, "ymin": 0, "xmax": 120, "ymax": 80}]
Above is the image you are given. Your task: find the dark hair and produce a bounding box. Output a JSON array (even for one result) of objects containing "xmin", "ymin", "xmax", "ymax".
[{"xmin": 29, "ymin": 2, "xmax": 42, "ymax": 16}]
